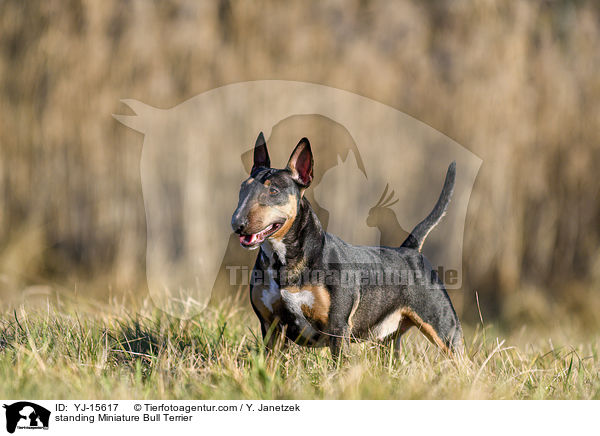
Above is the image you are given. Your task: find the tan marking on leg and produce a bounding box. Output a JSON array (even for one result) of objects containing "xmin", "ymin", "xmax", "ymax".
[
  {"xmin": 400, "ymin": 307, "xmax": 452, "ymax": 356},
  {"xmin": 347, "ymin": 293, "xmax": 361, "ymax": 331},
  {"xmin": 392, "ymin": 317, "xmax": 415, "ymax": 358},
  {"xmin": 303, "ymin": 285, "xmax": 331, "ymax": 328}
]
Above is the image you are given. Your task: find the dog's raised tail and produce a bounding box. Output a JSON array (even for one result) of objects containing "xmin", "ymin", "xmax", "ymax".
[{"xmin": 400, "ymin": 161, "xmax": 456, "ymax": 252}]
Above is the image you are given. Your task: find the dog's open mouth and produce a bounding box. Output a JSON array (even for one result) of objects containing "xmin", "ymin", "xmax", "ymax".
[{"xmin": 239, "ymin": 222, "xmax": 283, "ymax": 248}]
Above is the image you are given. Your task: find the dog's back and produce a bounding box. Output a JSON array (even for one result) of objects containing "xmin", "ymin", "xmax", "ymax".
[{"xmin": 320, "ymin": 230, "xmax": 463, "ymax": 353}]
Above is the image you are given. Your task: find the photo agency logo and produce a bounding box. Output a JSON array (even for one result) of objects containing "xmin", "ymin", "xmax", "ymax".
[
  {"xmin": 2, "ymin": 402, "xmax": 50, "ymax": 433},
  {"xmin": 114, "ymin": 81, "xmax": 481, "ymax": 319}
]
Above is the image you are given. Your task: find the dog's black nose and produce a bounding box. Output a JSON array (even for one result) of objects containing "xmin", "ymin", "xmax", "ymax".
[{"xmin": 231, "ymin": 215, "xmax": 248, "ymax": 234}]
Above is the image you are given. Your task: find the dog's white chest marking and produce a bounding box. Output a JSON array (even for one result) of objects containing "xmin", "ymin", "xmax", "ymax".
[
  {"xmin": 281, "ymin": 289, "xmax": 315, "ymax": 311},
  {"xmin": 258, "ymin": 248, "xmax": 285, "ymax": 314},
  {"xmin": 261, "ymin": 275, "xmax": 280, "ymax": 313},
  {"xmin": 263, "ymin": 239, "xmax": 286, "ymax": 264},
  {"xmin": 281, "ymin": 289, "xmax": 318, "ymax": 336},
  {"xmin": 372, "ymin": 309, "xmax": 403, "ymax": 340}
]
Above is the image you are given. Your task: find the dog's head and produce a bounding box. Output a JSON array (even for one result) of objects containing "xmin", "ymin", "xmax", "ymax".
[{"xmin": 231, "ymin": 132, "xmax": 313, "ymax": 249}]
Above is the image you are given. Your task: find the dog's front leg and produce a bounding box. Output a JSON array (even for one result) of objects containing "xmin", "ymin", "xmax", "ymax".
[
  {"xmin": 328, "ymin": 324, "xmax": 350, "ymax": 363},
  {"xmin": 327, "ymin": 291, "xmax": 356, "ymax": 363},
  {"xmin": 261, "ymin": 319, "xmax": 288, "ymax": 353}
]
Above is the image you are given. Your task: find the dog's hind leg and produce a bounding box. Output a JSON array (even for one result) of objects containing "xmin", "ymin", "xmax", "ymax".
[
  {"xmin": 399, "ymin": 305, "xmax": 463, "ymax": 357},
  {"xmin": 391, "ymin": 317, "xmax": 415, "ymax": 358},
  {"xmin": 328, "ymin": 322, "xmax": 350, "ymax": 363}
]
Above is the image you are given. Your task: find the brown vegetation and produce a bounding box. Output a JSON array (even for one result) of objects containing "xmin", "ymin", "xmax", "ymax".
[{"xmin": 1, "ymin": 1, "xmax": 599, "ymax": 326}]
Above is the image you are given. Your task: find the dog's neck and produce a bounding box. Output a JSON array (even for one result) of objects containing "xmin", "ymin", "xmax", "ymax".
[{"xmin": 262, "ymin": 196, "xmax": 324, "ymax": 279}]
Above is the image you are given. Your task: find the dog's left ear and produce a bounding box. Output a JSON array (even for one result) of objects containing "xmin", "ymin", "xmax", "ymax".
[
  {"xmin": 286, "ymin": 137, "xmax": 313, "ymax": 187},
  {"xmin": 251, "ymin": 132, "xmax": 270, "ymax": 175}
]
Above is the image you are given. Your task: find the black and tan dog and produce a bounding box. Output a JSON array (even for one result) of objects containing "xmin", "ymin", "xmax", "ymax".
[{"xmin": 231, "ymin": 133, "xmax": 463, "ymax": 359}]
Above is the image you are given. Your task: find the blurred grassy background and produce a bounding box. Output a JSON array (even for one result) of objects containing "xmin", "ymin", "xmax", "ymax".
[{"xmin": 1, "ymin": 0, "xmax": 600, "ymax": 329}]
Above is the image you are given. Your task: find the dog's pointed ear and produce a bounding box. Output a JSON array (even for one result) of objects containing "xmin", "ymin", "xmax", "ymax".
[
  {"xmin": 286, "ymin": 137, "xmax": 313, "ymax": 187},
  {"xmin": 251, "ymin": 132, "xmax": 270, "ymax": 174}
]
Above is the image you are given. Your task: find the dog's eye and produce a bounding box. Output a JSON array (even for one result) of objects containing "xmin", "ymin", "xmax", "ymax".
[{"xmin": 269, "ymin": 187, "xmax": 280, "ymax": 196}]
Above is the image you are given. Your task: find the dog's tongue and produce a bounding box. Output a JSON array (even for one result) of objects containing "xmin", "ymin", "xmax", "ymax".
[
  {"xmin": 240, "ymin": 233, "xmax": 263, "ymax": 246},
  {"xmin": 239, "ymin": 224, "xmax": 278, "ymax": 246}
]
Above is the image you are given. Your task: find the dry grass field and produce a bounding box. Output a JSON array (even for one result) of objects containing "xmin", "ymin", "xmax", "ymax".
[
  {"xmin": 1, "ymin": 1, "xmax": 600, "ymax": 399},
  {"xmin": 1, "ymin": 293, "xmax": 599, "ymax": 400}
]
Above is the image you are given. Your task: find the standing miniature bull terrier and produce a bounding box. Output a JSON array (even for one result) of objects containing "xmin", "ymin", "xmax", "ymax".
[{"xmin": 231, "ymin": 133, "xmax": 463, "ymax": 359}]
